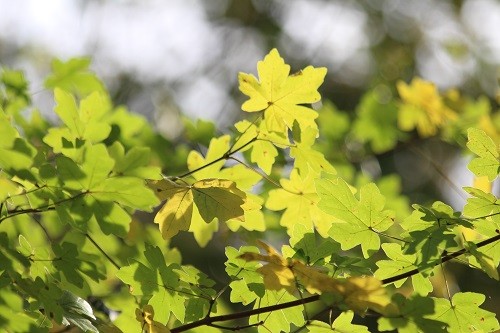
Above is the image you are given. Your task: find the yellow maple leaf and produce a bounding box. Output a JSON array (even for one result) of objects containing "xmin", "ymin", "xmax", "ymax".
[
  {"xmin": 266, "ymin": 168, "xmax": 333, "ymax": 238},
  {"xmin": 397, "ymin": 77, "xmax": 457, "ymax": 137},
  {"xmin": 238, "ymin": 49, "xmax": 327, "ymax": 136},
  {"xmin": 152, "ymin": 178, "xmax": 245, "ymax": 240},
  {"xmin": 239, "ymin": 241, "xmax": 390, "ymax": 314},
  {"xmin": 135, "ymin": 305, "xmax": 170, "ymax": 333}
]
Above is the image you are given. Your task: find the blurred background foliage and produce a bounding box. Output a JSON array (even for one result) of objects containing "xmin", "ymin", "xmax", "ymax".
[{"xmin": 1, "ymin": 0, "xmax": 499, "ymax": 322}]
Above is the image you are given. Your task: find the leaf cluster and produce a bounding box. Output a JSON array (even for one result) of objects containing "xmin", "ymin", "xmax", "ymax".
[{"xmin": 0, "ymin": 49, "xmax": 499, "ymax": 333}]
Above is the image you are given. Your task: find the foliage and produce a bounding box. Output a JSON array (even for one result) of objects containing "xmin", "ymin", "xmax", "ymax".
[{"xmin": 0, "ymin": 49, "xmax": 499, "ymax": 333}]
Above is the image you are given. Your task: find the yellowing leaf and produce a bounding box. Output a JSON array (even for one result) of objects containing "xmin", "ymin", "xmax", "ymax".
[
  {"xmin": 191, "ymin": 178, "xmax": 246, "ymax": 223},
  {"xmin": 153, "ymin": 178, "xmax": 246, "ymax": 240},
  {"xmin": 187, "ymin": 135, "xmax": 262, "ymax": 189},
  {"xmin": 135, "ymin": 305, "xmax": 170, "ymax": 333},
  {"xmin": 473, "ymin": 176, "xmax": 492, "ymax": 193},
  {"xmin": 397, "ymin": 78, "xmax": 456, "ymax": 137},
  {"xmin": 187, "ymin": 135, "xmax": 230, "ymax": 180},
  {"xmin": 234, "ymin": 120, "xmax": 285, "ymax": 175},
  {"xmin": 291, "ymin": 126, "xmax": 336, "ymax": 174},
  {"xmin": 240, "ymin": 241, "xmax": 390, "ymax": 314},
  {"xmin": 226, "ymin": 193, "xmax": 266, "ymax": 232},
  {"xmin": 153, "ymin": 181, "xmax": 194, "ymax": 239},
  {"xmin": 238, "ymin": 49, "xmax": 327, "ymax": 136},
  {"xmin": 266, "ymin": 168, "xmax": 333, "ymax": 238}
]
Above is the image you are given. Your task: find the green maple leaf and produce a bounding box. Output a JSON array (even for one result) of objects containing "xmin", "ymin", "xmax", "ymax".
[
  {"xmin": 0, "ymin": 290, "xmax": 41, "ymax": 333},
  {"xmin": 462, "ymin": 187, "xmax": 500, "ymax": 220},
  {"xmin": 238, "ymin": 48, "xmax": 327, "ymax": 136},
  {"xmin": 92, "ymin": 177, "xmax": 160, "ymax": 211},
  {"xmin": 429, "ymin": 293, "xmax": 499, "ymax": 333},
  {"xmin": 306, "ymin": 311, "xmax": 369, "ymax": 333},
  {"xmin": 288, "ymin": 224, "xmax": 341, "ymax": 265},
  {"xmin": 51, "ymin": 89, "xmax": 112, "ymax": 144},
  {"xmin": 28, "ymin": 277, "xmax": 65, "ymax": 324},
  {"xmin": 316, "ymin": 177, "xmax": 394, "ymax": 258},
  {"xmin": 0, "ymin": 111, "xmax": 36, "ymax": 170},
  {"xmin": 108, "ymin": 142, "xmax": 162, "ymax": 180},
  {"xmin": 55, "ymin": 144, "xmax": 114, "ymax": 191},
  {"xmin": 401, "ymin": 203, "xmax": 463, "ymax": 266},
  {"xmin": 45, "ymin": 58, "xmax": 105, "ymax": 96},
  {"xmin": 51, "ymin": 242, "xmax": 87, "ymax": 289},
  {"xmin": 462, "ymin": 187, "xmax": 500, "ymax": 270},
  {"xmin": 266, "ymin": 168, "xmax": 333, "ymax": 238},
  {"xmin": 375, "ymin": 243, "xmax": 433, "ymax": 295},
  {"xmin": 0, "ymin": 176, "xmax": 21, "ymax": 202},
  {"xmin": 1, "ymin": 69, "xmax": 30, "ymax": 103},
  {"xmin": 466, "ymin": 128, "xmax": 500, "ymax": 181},
  {"xmin": 378, "ymin": 294, "xmax": 447, "ymax": 333},
  {"xmin": 250, "ymin": 290, "xmax": 305, "ymax": 333},
  {"xmin": 352, "ymin": 89, "xmax": 399, "ymax": 153},
  {"xmin": 225, "ymin": 246, "xmax": 263, "ymax": 305},
  {"xmin": 116, "ymin": 244, "xmax": 186, "ymax": 323}
]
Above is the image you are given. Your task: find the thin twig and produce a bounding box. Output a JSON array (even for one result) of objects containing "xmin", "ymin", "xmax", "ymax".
[{"xmin": 85, "ymin": 233, "xmax": 121, "ymax": 270}]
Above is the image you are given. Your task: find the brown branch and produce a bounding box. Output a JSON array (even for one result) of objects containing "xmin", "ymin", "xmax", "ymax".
[{"xmin": 169, "ymin": 233, "xmax": 500, "ymax": 333}]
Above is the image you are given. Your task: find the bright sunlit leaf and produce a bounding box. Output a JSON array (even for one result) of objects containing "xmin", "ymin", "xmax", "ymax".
[
  {"xmin": 153, "ymin": 178, "xmax": 246, "ymax": 240},
  {"xmin": 266, "ymin": 168, "xmax": 333, "ymax": 238},
  {"xmin": 466, "ymin": 128, "xmax": 500, "ymax": 181},
  {"xmin": 238, "ymin": 48, "xmax": 327, "ymax": 136},
  {"xmin": 428, "ymin": 293, "xmax": 499, "ymax": 333},
  {"xmin": 316, "ymin": 177, "xmax": 394, "ymax": 258}
]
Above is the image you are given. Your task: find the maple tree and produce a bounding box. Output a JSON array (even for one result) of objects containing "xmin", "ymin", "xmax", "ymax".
[{"xmin": 0, "ymin": 49, "xmax": 499, "ymax": 333}]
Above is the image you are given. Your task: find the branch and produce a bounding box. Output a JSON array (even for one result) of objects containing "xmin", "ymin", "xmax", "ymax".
[
  {"xmin": 175, "ymin": 136, "xmax": 257, "ymax": 179},
  {"xmin": 0, "ymin": 191, "xmax": 86, "ymax": 224},
  {"xmin": 169, "ymin": 233, "xmax": 500, "ymax": 333},
  {"xmin": 382, "ymin": 232, "xmax": 500, "ymax": 284}
]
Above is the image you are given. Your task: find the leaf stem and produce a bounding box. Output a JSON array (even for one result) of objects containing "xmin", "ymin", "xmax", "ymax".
[{"xmin": 85, "ymin": 233, "xmax": 121, "ymax": 270}]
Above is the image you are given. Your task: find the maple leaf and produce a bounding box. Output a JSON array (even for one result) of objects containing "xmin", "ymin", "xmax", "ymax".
[
  {"xmin": 397, "ymin": 78, "xmax": 457, "ymax": 137},
  {"xmin": 316, "ymin": 177, "xmax": 394, "ymax": 258},
  {"xmin": 238, "ymin": 48, "xmax": 327, "ymax": 136},
  {"xmin": 466, "ymin": 128, "xmax": 500, "ymax": 181},
  {"xmin": 352, "ymin": 89, "xmax": 399, "ymax": 153},
  {"xmin": 135, "ymin": 305, "xmax": 170, "ymax": 333},
  {"xmin": 462, "ymin": 187, "xmax": 500, "ymax": 270},
  {"xmin": 266, "ymin": 168, "xmax": 334, "ymax": 238},
  {"xmin": 291, "ymin": 125, "xmax": 336, "ymax": 174},
  {"xmin": 234, "ymin": 119, "xmax": 288, "ymax": 175},
  {"xmin": 239, "ymin": 241, "xmax": 390, "ymax": 314},
  {"xmin": 152, "ymin": 134, "xmax": 260, "ymax": 246},
  {"xmin": 152, "ymin": 178, "xmax": 246, "ymax": 240},
  {"xmin": 428, "ymin": 293, "xmax": 499, "ymax": 333},
  {"xmin": 375, "ymin": 243, "xmax": 433, "ymax": 295},
  {"xmin": 306, "ymin": 311, "xmax": 369, "ymax": 333},
  {"xmin": 377, "ymin": 294, "xmax": 447, "ymax": 333}
]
